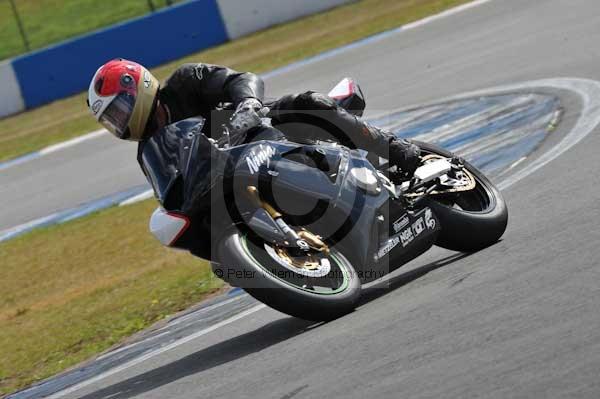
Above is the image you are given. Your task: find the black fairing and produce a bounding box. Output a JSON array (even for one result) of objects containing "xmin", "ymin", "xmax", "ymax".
[
  {"xmin": 140, "ymin": 118, "xmax": 439, "ymax": 277},
  {"xmin": 139, "ymin": 117, "xmax": 227, "ymax": 215}
]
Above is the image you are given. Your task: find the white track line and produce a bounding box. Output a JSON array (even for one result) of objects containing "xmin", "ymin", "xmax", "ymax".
[
  {"xmin": 44, "ymin": 305, "xmax": 266, "ymax": 399},
  {"xmin": 495, "ymin": 78, "xmax": 600, "ymax": 189},
  {"xmin": 429, "ymin": 78, "xmax": 600, "ymax": 190},
  {"xmin": 0, "ymin": 212, "xmax": 61, "ymax": 242},
  {"xmin": 402, "ymin": 0, "xmax": 492, "ymax": 31},
  {"xmin": 0, "ymin": 129, "xmax": 107, "ymax": 172},
  {"xmin": 119, "ymin": 189, "xmax": 154, "ymax": 206},
  {"xmin": 37, "ymin": 129, "xmax": 107, "ymax": 155},
  {"xmin": 95, "ymin": 294, "xmax": 247, "ymax": 361},
  {"xmin": 262, "ymin": 0, "xmax": 493, "ymax": 79},
  {"xmin": 369, "ymin": 77, "xmax": 600, "ymax": 191}
]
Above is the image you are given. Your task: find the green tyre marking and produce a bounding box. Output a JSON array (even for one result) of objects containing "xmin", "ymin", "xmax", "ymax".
[{"xmin": 240, "ymin": 235, "xmax": 350, "ymax": 295}]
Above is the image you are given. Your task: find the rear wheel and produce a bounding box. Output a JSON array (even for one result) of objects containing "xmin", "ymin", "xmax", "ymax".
[
  {"xmin": 414, "ymin": 141, "xmax": 508, "ymax": 252},
  {"xmin": 215, "ymin": 231, "xmax": 361, "ymax": 321}
]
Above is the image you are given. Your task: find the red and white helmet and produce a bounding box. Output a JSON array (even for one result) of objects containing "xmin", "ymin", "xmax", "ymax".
[{"xmin": 88, "ymin": 59, "xmax": 160, "ymax": 141}]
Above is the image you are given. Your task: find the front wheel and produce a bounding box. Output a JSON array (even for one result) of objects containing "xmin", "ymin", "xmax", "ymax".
[
  {"xmin": 414, "ymin": 141, "xmax": 508, "ymax": 252},
  {"xmin": 215, "ymin": 231, "xmax": 361, "ymax": 321}
]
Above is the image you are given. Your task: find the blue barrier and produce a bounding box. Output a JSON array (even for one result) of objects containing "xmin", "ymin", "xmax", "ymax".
[
  {"xmin": 11, "ymin": 0, "xmax": 228, "ymax": 108},
  {"xmin": 4, "ymin": 0, "xmax": 355, "ymax": 114}
]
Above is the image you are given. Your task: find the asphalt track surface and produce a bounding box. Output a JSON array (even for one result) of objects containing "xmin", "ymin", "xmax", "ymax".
[{"xmin": 6, "ymin": 0, "xmax": 600, "ymax": 397}]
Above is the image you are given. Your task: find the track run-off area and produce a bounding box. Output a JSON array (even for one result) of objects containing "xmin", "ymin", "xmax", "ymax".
[{"xmin": 6, "ymin": 0, "xmax": 600, "ymax": 398}]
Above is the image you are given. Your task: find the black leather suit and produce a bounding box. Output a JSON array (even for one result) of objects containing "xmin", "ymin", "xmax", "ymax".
[{"xmin": 151, "ymin": 63, "xmax": 419, "ymax": 172}]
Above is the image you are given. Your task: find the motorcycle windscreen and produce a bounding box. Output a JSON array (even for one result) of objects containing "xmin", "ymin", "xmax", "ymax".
[{"xmin": 139, "ymin": 117, "xmax": 227, "ymax": 212}]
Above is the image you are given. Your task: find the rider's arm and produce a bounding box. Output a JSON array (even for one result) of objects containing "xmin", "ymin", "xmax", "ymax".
[{"xmin": 173, "ymin": 63, "xmax": 264, "ymax": 107}]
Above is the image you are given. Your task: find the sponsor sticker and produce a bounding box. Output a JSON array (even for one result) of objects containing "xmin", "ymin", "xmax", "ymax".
[
  {"xmin": 143, "ymin": 71, "xmax": 151, "ymax": 88},
  {"xmin": 398, "ymin": 208, "xmax": 437, "ymax": 248},
  {"xmin": 412, "ymin": 217, "xmax": 425, "ymax": 236},
  {"xmin": 194, "ymin": 65, "xmax": 204, "ymax": 81},
  {"xmin": 377, "ymin": 208, "xmax": 440, "ymax": 260},
  {"xmin": 392, "ymin": 214, "xmax": 409, "ymax": 233},
  {"xmin": 246, "ymin": 145, "xmax": 276, "ymax": 174},
  {"xmin": 425, "ymin": 208, "xmax": 436, "ymax": 229},
  {"xmin": 92, "ymin": 100, "xmax": 103, "ymax": 115},
  {"xmin": 378, "ymin": 236, "xmax": 400, "ymax": 258},
  {"xmin": 399, "ymin": 227, "xmax": 415, "ymax": 247}
]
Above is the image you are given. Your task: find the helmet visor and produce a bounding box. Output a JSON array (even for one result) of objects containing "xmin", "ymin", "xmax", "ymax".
[{"xmin": 99, "ymin": 93, "xmax": 135, "ymax": 138}]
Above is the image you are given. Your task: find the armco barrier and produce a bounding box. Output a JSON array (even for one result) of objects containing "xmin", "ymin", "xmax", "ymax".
[
  {"xmin": 216, "ymin": 0, "xmax": 353, "ymax": 39},
  {"xmin": 11, "ymin": 0, "xmax": 228, "ymax": 109},
  {"xmin": 3, "ymin": 0, "xmax": 354, "ymax": 116}
]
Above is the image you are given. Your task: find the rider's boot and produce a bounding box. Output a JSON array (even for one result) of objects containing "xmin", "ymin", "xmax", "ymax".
[{"xmin": 359, "ymin": 121, "xmax": 421, "ymax": 177}]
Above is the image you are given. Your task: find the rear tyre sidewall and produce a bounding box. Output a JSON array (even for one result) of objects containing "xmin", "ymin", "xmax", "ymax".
[
  {"xmin": 413, "ymin": 141, "xmax": 508, "ymax": 252},
  {"xmin": 215, "ymin": 231, "xmax": 361, "ymax": 321}
]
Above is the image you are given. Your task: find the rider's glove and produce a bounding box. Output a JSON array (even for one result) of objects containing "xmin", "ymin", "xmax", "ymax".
[
  {"xmin": 229, "ymin": 98, "xmax": 265, "ymax": 135},
  {"xmin": 236, "ymin": 98, "xmax": 263, "ymax": 113},
  {"xmin": 389, "ymin": 138, "xmax": 421, "ymax": 177}
]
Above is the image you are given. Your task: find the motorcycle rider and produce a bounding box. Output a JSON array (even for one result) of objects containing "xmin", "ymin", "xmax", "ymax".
[{"xmin": 87, "ymin": 59, "xmax": 420, "ymax": 175}]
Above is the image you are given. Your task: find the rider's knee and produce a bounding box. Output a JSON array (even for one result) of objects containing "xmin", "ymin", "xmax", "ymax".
[
  {"xmin": 295, "ymin": 91, "xmax": 337, "ymax": 111},
  {"xmin": 270, "ymin": 91, "xmax": 339, "ymax": 130}
]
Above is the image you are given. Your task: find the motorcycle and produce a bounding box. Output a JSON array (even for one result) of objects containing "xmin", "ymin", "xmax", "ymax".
[{"xmin": 142, "ymin": 78, "xmax": 508, "ymax": 321}]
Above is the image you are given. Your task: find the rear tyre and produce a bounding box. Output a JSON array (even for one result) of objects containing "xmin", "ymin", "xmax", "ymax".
[
  {"xmin": 414, "ymin": 141, "xmax": 508, "ymax": 252},
  {"xmin": 215, "ymin": 231, "xmax": 361, "ymax": 321}
]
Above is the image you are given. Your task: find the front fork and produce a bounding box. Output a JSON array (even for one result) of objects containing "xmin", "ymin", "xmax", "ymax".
[{"xmin": 246, "ymin": 186, "xmax": 329, "ymax": 255}]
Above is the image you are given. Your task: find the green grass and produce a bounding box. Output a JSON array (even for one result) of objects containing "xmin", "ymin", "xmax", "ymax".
[
  {"xmin": 0, "ymin": 0, "xmax": 179, "ymax": 61},
  {"xmin": 0, "ymin": 0, "xmax": 471, "ymax": 395},
  {"xmin": 0, "ymin": 0, "xmax": 470, "ymax": 162},
  {"xmin": 0, "ymin": 199, "xmax": 224, "ymax": 396}
]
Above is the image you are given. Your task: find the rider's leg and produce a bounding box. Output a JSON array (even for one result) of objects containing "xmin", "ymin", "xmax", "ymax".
[{"xmin": 269, "ymin": 92, "xmax": 420, "ymax": 175}]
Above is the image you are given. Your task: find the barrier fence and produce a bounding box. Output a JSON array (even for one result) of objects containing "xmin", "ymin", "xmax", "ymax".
[
  {"xmin": 0, "ymin": 0, "xmax": 353, "ymax": 118},
  {"xmin": 1, "ymin": 0, "xmax": 181, "ymax": 61}
]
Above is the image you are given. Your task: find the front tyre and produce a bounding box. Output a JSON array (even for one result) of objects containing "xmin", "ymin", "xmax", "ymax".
[
  {"xmin": 215, "ymin": 232, "xmax": 361, "ymax": 321},
  {"xmin": 414, "ymin": 141, "xmax": 508, "ymax": 252}
]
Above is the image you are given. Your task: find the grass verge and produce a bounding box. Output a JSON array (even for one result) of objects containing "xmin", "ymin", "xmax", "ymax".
[
  {"xmin": 0, "ymin": 0, "xmax": 470, "ymax": 162},
  {"xmin": 0, "ymin": 200, "xmax": 223, "ymax": 395},
  {"xmin": 0, "ymin": 0, "xmax": 179, "ymax": 61},
  {"xmin": 0, "ymin": 0, "xmax": 471, "ymax": 395}
]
